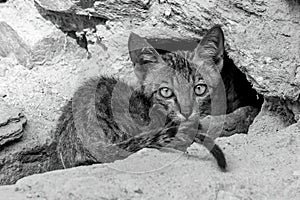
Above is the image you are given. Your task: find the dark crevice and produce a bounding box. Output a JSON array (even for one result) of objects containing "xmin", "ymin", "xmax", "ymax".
[
  {"xmin": 286, "ymin": 0, "xmax": 300, "ymax": 5},
  {"xmin": 0, "ymin": 143, "xmax": 53, "ymax": 185},
  {"xmin": 35, "ymin": 2, "xmax": 107, "ymax": 32},
  {"xmin": 34, "ymin": 1, "xmax": 107, "ymax": 51},
  {"xmin": 222, "ymin": 52, "xmax": 264, "ymax": 112},
  {"xmin": 264, "ymin": 97, "xmax": 297, "ymax": 125},
  {"xmin": 74, "ymin": 0, "xmax": 97, "ymax": 9},
  {"xmin": 285, "ymin": 0, "xmax": 300, "ymax": 13},
  {"xmin": 67, "ymin": 31, "xmax": 88, "ymax": 51},
  {"xmin": 0, "ymin": 0, "xmax": 8, "ymax": 3}
]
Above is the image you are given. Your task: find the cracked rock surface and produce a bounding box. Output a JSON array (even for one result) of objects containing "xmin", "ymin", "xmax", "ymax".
[{"xmin": 0, "ymin": 101, "xmax": 26, "ymax": 147}]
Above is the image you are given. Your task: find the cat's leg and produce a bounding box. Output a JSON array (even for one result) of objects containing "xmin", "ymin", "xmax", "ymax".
[
  {"xmin": 113, "ymin": 121, "xmax": 179, "ymax": 152},
  {"xmin": 199, "ymin": 106, "xmax": 259, "ymax": 138}
]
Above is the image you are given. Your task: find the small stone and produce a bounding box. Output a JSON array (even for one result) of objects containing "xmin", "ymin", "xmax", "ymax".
[
  {"xmin": 164, "ymin": 7, "xmax": 172, "ymax": 17},
  {"xmin": 264, "ymin": 57, "xmax": 272, "ymax": 64},
  {"xmin": 141, "ymin": 0, "xmax": 150, "ymax": 5},
  {"xmin": 134, "ymin": 188, "xmax": 143, "ymax": 194}
]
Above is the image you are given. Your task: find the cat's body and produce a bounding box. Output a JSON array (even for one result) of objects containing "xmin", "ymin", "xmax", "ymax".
[
  {"xmin": 52, "ymin": 26, "xmax": 260, "ymax": 171},
  {"xmin": 53, "ymin": 65, "xmax": 226, "ymax": 170}
]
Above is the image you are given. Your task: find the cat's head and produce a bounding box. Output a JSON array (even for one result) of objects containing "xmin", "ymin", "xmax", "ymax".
[{"xmin": 128, "ymin": 26, "xmax": 225, "ymax": 122}]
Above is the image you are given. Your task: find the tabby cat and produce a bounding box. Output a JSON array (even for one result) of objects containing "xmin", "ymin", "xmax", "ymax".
[{"xmin": 52, "ymin": 26, "xmax": 230, "ymax": 171}]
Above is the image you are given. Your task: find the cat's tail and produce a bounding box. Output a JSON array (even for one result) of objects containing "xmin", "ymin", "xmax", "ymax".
[{"xmin": 194, "ymin": 134, "xmax": 227, "ymax": 171}]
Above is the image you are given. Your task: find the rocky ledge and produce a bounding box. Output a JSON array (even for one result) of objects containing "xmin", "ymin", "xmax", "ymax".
[{"xmin": 0, "ymin": 101, "xmax": 26, "ymax": 148}]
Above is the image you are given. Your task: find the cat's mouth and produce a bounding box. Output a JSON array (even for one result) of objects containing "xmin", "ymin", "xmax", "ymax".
[
  {"xmin": 170, "ymin": 111, "xmax": 199, "ymax": 122},
  {"xmin": 166, "ymin": 112, "xmax": 200, "ymax": 127}
]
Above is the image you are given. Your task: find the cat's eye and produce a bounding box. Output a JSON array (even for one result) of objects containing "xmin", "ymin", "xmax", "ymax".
[
  {"xmin": 159, "ymin": 87, "xmax": 173, "ymax": 98},
  {"xmin": 194, "ymin": 84, "xmax": 207, "ymax": 96}
]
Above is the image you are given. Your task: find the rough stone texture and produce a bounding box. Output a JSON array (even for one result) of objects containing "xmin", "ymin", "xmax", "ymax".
[
  {"xmin": 0, "ymin": 0, "xmax": 298, "ymax": 192},
  {"xmin": 35, "ymin": 0, "xmax": 300, "ymax": 102},
  {"xmin": 0, "ymin": 101, "xmax": 26, "ymax": 147},
  {"xmin": 0, "ymin": 22, "xmax": 31, "ymax": 68},
  {"xmin": 0, "ymin": 0, "xmax": 87, "ymax": 185},
  {"xmin": 0, "ymin": 122, "xmax": 299, "ymax": 200},
  {"xmin": 0, "ymin": 0, "xmax": 87, "ymax": 69}
]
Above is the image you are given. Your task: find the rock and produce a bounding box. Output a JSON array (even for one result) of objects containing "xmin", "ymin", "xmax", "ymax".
[
  {"xmin": 0, "ymin": 22, "xmax": 31, "ymax": 68},
  {"xmin": 35, "ymin": 0, "xmax": 153, "ymax": 20},
  {"xmin": 0, "ymin": 0, "xmax": 88, "ymax": 185},
  {"xmin": 0, "ymin": 123, "xmax": 299, "ymax": 199},
  {"xmin": 0, "ymin": 0, "xmax": 87, "ymax": 69},
  {"xmin": 0, "ymin": 129, "xmax": 56, "ymax": 185},
  {"xmin": 0, "ymin": 101, "xmax": 26, "ymax": 147},
  {"xmin": 0, "ymin": 0, "xmax": 57, "ymax": 47},
  {"xmin": 34, "ymin": 0, "xmax": 300, "ymax": 101},
  {"xmin": 30, "ymin": 30, "xmax": 87, "ymax": 67}
]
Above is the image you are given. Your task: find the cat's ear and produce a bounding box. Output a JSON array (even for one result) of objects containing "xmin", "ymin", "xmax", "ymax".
[
  {"xmin": 128, "ymin": 32, "xmax": 163, "ymax": 82},
  {"xmin": 193, "ymin": 25, "xmax": 225, "ymax": 71}
]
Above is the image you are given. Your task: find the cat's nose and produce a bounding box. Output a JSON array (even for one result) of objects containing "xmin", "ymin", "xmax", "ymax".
[{"xmin": 182, "ymin": 111, "xmax": 192, "ymax": 120}]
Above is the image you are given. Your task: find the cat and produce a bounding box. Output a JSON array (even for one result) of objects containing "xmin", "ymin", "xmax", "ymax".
[{"xmin": 50, "ymin": 26, "xmax": 238, "ymax": 172}]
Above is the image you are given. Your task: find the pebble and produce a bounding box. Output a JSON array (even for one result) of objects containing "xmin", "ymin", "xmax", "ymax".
[
  {"xmin": 264, "ymin": 57, "xmax": 272, "ymax": 64},
  {"xmin": 164, "ymin": 7, "xmax": 172, "ymax": 17},
  {"xmin": 141, "ymin": 0, "xmax": 150, "ymax": 5}
]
